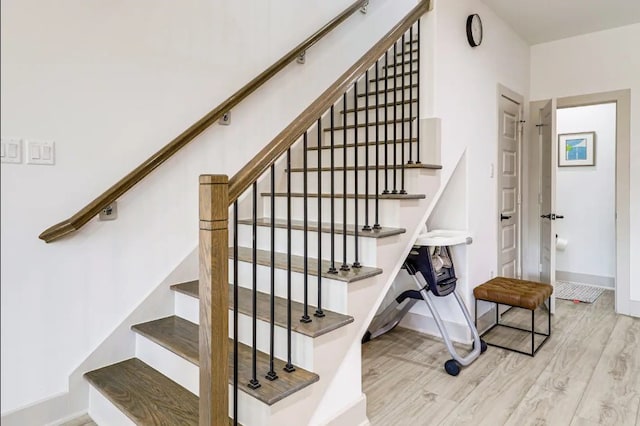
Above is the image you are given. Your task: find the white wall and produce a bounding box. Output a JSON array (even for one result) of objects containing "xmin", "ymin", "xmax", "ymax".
[
  {"xmin": 530, "ymin": 24, "xmax": 640, "ymax": 303},
  {"xmin": 429, "ymin": 0, "xmax": 530, "ymax": 287},
  {"xmin": 0, "ymin": 0, "xmax": 416, "ymax": 414},
  {"xmin": 556, "ymin": 104, "xmax": 616, "ymax": 282},
  {"xmin": 395, "ymin": 0, "xmax": 530, "ymax": 337}
]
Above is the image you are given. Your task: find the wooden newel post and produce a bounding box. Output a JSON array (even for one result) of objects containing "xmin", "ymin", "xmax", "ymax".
[{"xmin": 199, "ymin": 175, "xmax": 229, "ymax": 426}]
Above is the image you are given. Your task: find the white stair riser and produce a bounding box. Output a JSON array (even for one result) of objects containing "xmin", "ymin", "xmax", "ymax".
[
  {"xmin": 133, "ymin": 335, "xmax": 273, "ymax": 425},
  {"xmin": 172, "ymin": 294, "xmax": 314, "ymax": 369},
  {"xmin": 89, "ymin": 386, "xmax": 136, "ymax": 426},
  {"xmin": 262, "ymin": 196, "xmax": 403, "ymax": 228},
  {"xmin": 236, "ymin": 224, "xmax": 380, "ymax": 266},
  {"xmin": 230, "ymin": 261, "xmax": 350, "ymax": 314},
  {"xmin": 304, "ymin": 144, "xmax": 417, "ymax": 169},
  {"xmin": 320, "ymin": 121, "xmax": 415, "ymax": 145},
  {"xmin": 287, "ymin": 167, "xmax": 425, "ymax": 195},
  {"xmin": 341, "ymin": 104, "xmax": 417, "ymax": 125}
]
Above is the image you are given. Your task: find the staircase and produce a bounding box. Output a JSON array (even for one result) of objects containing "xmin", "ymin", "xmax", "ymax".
[{"xmin": 82, "ymin": 5, "xmax": 440, "ymax": 426}]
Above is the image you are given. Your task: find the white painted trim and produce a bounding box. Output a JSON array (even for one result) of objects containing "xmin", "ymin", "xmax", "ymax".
[
  {"xmin": 319, "ymin": 393, "xmax": 369, "ymax": 426},
  {"xmin": 556, "ymin": 270, "xmax": 615, "ymax": 289},
  {"xmin": 399, "ymin": 313, "xmax": 471, "ymax": 344}
]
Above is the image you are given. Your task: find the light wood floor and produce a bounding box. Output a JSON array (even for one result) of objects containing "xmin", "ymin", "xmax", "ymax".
[{"xmin": 362, "ymin": 291, "xmax": 640, "ymax": 426}]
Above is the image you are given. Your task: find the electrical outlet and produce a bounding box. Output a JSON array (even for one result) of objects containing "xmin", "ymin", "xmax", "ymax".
[{"xmin": 1, "ymin": 138, "xmax": 22, "ymax": 163}]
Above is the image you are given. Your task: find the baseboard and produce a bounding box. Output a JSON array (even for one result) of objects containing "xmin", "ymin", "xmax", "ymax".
[
  {"xmin": 1, "ymin": 389, "xmax": 87, "ymax": 426},
  {"xmin": 556, "ymin": 271, "xmax": 615, "ymax": 289},
  {"xmin": 398, "ymin": 310, "xmax": 471, "ymax": 344},
  {"xmin": 628, "ymin": 300, "xmax": 640, "ymax": 318},
  {"xmin": 321, "ymin": 393, "xmax": 369, "ymax": 426}
]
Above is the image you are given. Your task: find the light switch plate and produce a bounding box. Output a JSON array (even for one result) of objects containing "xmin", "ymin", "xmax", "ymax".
[
  {"xmin": 26, "ymin": 139, "xmax": 55, "ymax": 165},
  {"xmin": 1, "ymin": 138, "xmax": 23, "ymax": 163}
]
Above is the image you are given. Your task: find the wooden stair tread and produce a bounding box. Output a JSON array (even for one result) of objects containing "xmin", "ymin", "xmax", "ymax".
[
  {"xmin": 341, "ymin": 101, "xmax": 416, "ymax": 114},
  {"xmin": 358, "ymin": 83, "xmax": 417, "ymax": 97},
  {"xmin": 84, "ymin": 358, "xmax": 200, "ymax": 425},
  {"xmin": 262, "ymin": 192, "xmax": 426, "ymax": 200},
  {"xmin": 237, "ymin": 217, "xmax": 405, "ymax": 238},
  {"xmin": 308, "ymin": 139, "xmax": 417, "ymax": 150},
  {"xmin": 323, "ymin": 118, "xmax": 413, "ymax": 132},
  {"xmin": 287, "ymin": 163, "xmax": 442, "ymax": 172},
  {"xmin": 229, "ymin": 246, "xmax": 382, "ymax": 283},
  {"xmin": 169, "ymin": 281, "xmax": 354, "ymax": 338},
  {"xmin": 130, "ymin": 316, "xmax": 319, "ymax": 405}
]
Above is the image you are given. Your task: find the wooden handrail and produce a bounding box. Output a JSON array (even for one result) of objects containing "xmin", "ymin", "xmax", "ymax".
[
  {"xmin": 228, "ymin": 0, "xmax": 431, "ymax": 204},
  {"xmin": 39, "ymin": 0, "xmax": 368, "ymax": 243}
]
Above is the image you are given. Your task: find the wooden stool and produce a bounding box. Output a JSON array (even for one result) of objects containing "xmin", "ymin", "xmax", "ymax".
[{"xmin": 473, "ymin": 277, "xmax": 553, "ymax": 356}]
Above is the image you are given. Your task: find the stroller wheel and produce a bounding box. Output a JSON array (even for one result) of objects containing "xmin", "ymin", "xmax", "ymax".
[
  {"xmin": 444, "ymin": 359, "xmax": 460, "ymax": 376},
  {"xmin": 473, "ymin": 339, "xmax": 488, "ymax": 354}
]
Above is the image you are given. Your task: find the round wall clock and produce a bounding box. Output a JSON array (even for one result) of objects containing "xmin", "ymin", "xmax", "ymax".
[{"xmin": 466, "ymin": 14, "xmax": 483, "ymax": 47}]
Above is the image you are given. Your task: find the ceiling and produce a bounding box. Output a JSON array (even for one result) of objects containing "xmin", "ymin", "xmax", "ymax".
[{"xmin": 481, "ymin": 0, "xmax": 640, "ymax": 44}]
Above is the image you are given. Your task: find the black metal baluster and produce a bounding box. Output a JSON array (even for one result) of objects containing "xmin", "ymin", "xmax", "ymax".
[
  {"xmin": 284, "ymin": 149, "xmax": 295, "ymax": 373},
  {"xmin": 353, "ymin": 82, "xmax": 361, "ymax": 268},
  {"xmin": 392, "ymin": 39, "xmax": 398, "ymax": 194},
  {"xmin": 409, "ymin": 26, "xmax": 414, "ymax": 164},
  {"xmin": 363, "ymin": 69, "xmax": 371, "ymax": 232},
  {"xmin": 400, "ymin": 33, "xmax": 407, "ymax": 195},
  {"xmin": 248, "ymin": 182, "xmax": 261, "ymax": 390},
  {"xmin": 383, "ymin": 50, "xmax": 390, "ymax": 195},
  {"xmin": 416, "ymin": 19, "xmax": 421, "ymax": 164},
  {"xmin": 373, "ymin": 59, "xmax": 382, "ymax": 230},
  {"xmin": 328, "ymin": 106, "xmax": 338, "ymax": 274},
  {"xmin": 233, "ymin": 201, "xmax": 239, "ymax": 424},
  {"xmin": 266, "ymin": 166, "xmax": 278, "ymax": 381},
  {"xmin": 301, "ymin": 133, "xmax": 312, "ymax": 323},
  {"xmin": 341, "ymin": 93, "xmax": 350, "ymax": 272},
  {"xmin": 315, "ymin": 117, "xmax": 325, "ymax": 318}
]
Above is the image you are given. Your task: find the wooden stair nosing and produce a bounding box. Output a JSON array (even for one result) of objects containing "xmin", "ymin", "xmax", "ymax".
[
  {"xmin": 308, "ymin": 139, "xmax": 418, "ymax": 150},
  {"xmin": 323, "ymin": 118, "xmax": 413, "ymax": 132},
  {"xmin": 287, "ymin": 163, "xmax": 442, "ymax": 173},
  {"xmin": 357, "ymin": 83, "xmax": 418, "ymax": 97},
  {"xmin": 168, "ymin": 281, "xmax": 354, "ymax": 338},
  {"xmin": 340, "ymin": 100, "xmax": 416, "ymax": 114},
  {"xmin": 129, "ymin": 316, "xmax": 319, "ymax": 405},
  {"xmin": 262, "ymin": 192, "xmax": 426, "ymax": 200},
  {"xmin": 396, "ymin": 48, "xmax": 418, "ymax": 57},
  {"xmin": 84, "ymin": 358, "xmax": 200, "ymax": 425},
  {"xmin": 237, "ymin": 217, "xmax": 405, "ymax": 239}
]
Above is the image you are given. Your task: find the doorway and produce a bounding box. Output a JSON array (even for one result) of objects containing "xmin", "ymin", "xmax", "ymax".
[
  {"xmin": 555, "ymin": 103, "xmax": 617, "ymax": 298},
  {"xmin": 527, "ymin": 90, "xmax": 631, "ymax": 315}
]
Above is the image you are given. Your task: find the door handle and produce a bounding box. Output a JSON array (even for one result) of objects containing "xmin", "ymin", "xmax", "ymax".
[
  {"xmin": 540, "ymin": 213, "xmax": 552, "ymax": 219},
  {"xmin": 556, "ymin": 214, "xmax": 564, "ymax": 219},
  {"xmin": 500, "ymin": 214, "xmax": 512, "ymax": 221}
]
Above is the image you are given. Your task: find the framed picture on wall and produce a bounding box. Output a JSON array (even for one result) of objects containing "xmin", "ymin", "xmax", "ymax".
[{"xmin": 558, "ymin": 131, "xmax": 596, "ymax": 167}]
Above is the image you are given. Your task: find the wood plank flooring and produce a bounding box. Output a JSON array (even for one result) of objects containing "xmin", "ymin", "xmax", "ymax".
[{"xmin": 362, "ymin": 291, "xmax": 640, "ymax": 426}]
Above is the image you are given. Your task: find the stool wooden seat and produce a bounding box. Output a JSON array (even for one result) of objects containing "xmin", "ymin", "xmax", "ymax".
[{"xmin": 473, "ymin": 277, "xmax": 553, "ymax": 356}]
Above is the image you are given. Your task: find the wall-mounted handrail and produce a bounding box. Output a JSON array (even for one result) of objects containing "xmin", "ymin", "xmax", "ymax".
[
  {"xmin": 39, "ymin": 0, "xmax": 368, "ymax": 243},
  {"xmin": 228, "ymin": 0, "xmax": 431, "ymax": 204}
]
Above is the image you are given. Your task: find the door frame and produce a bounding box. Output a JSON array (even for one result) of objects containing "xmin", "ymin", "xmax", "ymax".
[
  {"xmin": 497, "ymin": 84, "xmax": 524, "ymax": 278},
  {"xmin": 528, "ymin": 90, "xmax": 632, "ymax": 315}
]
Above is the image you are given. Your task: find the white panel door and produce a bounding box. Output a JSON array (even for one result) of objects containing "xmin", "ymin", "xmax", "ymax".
[
  {"xmin": 498, "ymin": 95, "xmax": 521, "ymax": 278},
  {"xmin": 539, "ymin": 100, "xmax": 556, "ymax": 312}
]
